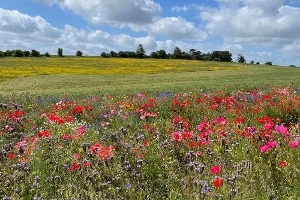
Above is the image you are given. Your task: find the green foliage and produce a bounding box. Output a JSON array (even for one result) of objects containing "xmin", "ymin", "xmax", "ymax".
[
  {"xmin": 101, "ymin": 52, "xmax": 108, "ymax": 57},
  {"xmin": 265, "ymin": 61, "xmax": 273, "ymax": 65},
  {"xmin": 12, "ymin": 49, "xmax": 24, "ymax": 57},
  {"xmin": 109, "ymin": 51, "xmax": 117, "ymax": 57},
  {"xmin": 210, "ymin": 51, "xmax": 232, "ymax": 62},
  {"xmin": 31, "ymin": 49, "xmax": 40, "ymax": 57},
  {"xmin": 256, "ymin": 62, "xmax": 260, "ymax": 65},
  {"xmin": 136, "ymin": 44, "xmax": 146, "ymax": 58},
  {"xmin": 24, "ymin": 51, "xmax": 30, "ymax": 57},
  {"xmin": 250, "ymin": 60, "xmax": 254, "ymax": 64},
  {"xmin": 0, "ymin": 51, "xmax": 3, "ymax": 57},
  {"xmin": 173, "ymin": 47, "xmax": 182, "ymax": 59},
  {"xmin": 237, "ymin": 54, "xmax": 246, "ymax": 63},
  {"xmin": 57, "ymin": 48, "xmax": 63, "ymax": 57},
  {"xmin": 76, "ymin": 50, "xmax": 83, "ymax": 56},
  {"xmin": 118, "ymin": 51, "xmax": 137, "ymax": 58},
  {"xmin": 44, "ymin": 52, "xmax": 51, "ymax": 57}
]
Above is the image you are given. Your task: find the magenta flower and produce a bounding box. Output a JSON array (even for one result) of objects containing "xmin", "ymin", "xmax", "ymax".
[
  {"xmin": 260, "ymin": 145, "xmax": 270, "ymax": 153},
  {"xmin": 274, "ymin": 125, "xmax": 289, "ymax": 137},
  {"xmin": 263, "ymin": 123, "xmax": 273, "ymax": 130},
  {"xmin": 266, "ymin": 141, "xmax": 277, "ymax": 148},
  {"xmin": 288, "ymin": 141, "xmax": 299, "ymax": 148},
  {"xmin": 210, "ymin": 165, "xmax": 221, "ymax": 175}
]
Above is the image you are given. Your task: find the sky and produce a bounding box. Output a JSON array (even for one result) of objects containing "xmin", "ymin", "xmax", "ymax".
[{"xmin": 0, "ymin": 0, "xmax": 300, "ymax": 66}]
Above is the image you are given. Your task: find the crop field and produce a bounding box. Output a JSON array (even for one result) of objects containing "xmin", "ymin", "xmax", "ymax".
[
  {"xmin": 0, "ymin": 57, "xmax": 300, "ymax": 199},
  {"xmin": 0, "ymin": 57, "xmax": 299, "ymax": 96}
]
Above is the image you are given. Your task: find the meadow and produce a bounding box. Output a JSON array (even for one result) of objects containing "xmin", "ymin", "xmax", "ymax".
[{"xmin": 0, "ymin": 57, "xmax": 300, "ymax": 199}]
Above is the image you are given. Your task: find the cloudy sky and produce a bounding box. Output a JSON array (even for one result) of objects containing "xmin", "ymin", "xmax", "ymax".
[{"xmin": 1, "ymin": 0, "xmax": 299, "ymax": 66}]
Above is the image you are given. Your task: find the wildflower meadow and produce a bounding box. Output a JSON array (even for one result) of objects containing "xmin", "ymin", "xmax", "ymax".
[{"xmin": 1, "ymin": 85, "xmax": 300, "ymax": 199}]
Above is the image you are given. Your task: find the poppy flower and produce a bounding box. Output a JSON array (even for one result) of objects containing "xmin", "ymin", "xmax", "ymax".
[
  {"xmin": 210, "ymin": 165, "xmax": 221, "ymax": 175},
  {"xmin": 7, "ymin": 153, "xmax": 14, "ymax": 159},
  {"xmin": 278, "ymin": 161, "xmax": 287, "ymax": 168},
  {"xmin": 213, "ymin": 178, "xmax": 223, "ymax": 188}
]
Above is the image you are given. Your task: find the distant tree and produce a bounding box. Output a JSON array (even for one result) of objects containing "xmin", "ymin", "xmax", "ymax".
[
  {"xmin": 109, "ymin": 51, "xmax": 117, "ymax": 57},
  {"xmin": 256, "ymin": 62, "xmax": 260, "ymax": 65},
  {"xmin": 210, "ymin": 51, "xmax": 232, "ymax": 62},
  {"xmin": 250, "ymin": 60, "xmax": 254, "ymax": 64},
  {"xmin": 24, "ymin": 50, "xmax": 30, "ymax": 57},
  {"xmin": 173, "ymin": 47, "xmax": 182, "ymax": 59},
  {"xmin": 57, "ymin": 48, "xmax": 63, "ymax": 57},
  {"xmin": 45, "ymin": 52, "xmax": 51, "ymax": 57},
  {"xmin": 4, "ymin": 50, "xmax": 12, "ymax": 57},
  {"xmin": 31, "ymin": 49, "xmax": 40, "ymax": 57},
  {"xmin": 237, "ymin": 54, "xmax": 246, "ymax": 63},
  {"xmin": 265, "ymin": 62, "xmax": 272, "ymax": 65},
  {"xmin": 157, "ymin": 50, "xmax": 167, "ymax": 59},
  {"xmin": 0, "ymin": 51, "xmax": 3, "ymax": 57},
  {"xmin": 76, "ymin": 50, "xmax": 83, "ymax": 56},
  {"xmin": 150, "ymin": 51, "xmax": 159, "ymax": 59},
  {"xmin": 136, "ymin": 44, "xmax": 146, "ymax": 58},
  {"xmin": 101, "ymin": 52, "xmax": 108, "ymax": 57},
  {"xmin": 181, "ymin": 52, "xmax": 191, "ymax": 60},
  {"xmin": 13, "ymin": 49, "xmax": 24, "ymax": 57}
]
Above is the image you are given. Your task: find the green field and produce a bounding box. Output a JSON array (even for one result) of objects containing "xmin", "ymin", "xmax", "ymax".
[{"xmin": 0, "ymin": 57, "xmax": 299, "ymax": 97}]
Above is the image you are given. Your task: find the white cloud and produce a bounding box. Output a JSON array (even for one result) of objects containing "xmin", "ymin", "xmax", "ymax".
[
  {"xmin": 131, "ymin": 17, "xmax": 208, "ymax": 41},
  {"xmin": 0, "ymin": 8, "xmax": 60, "ymax": 39},
  {"xmin": 34, "ymin": 0, "xmax": 162, "ymax": 25},
  {"xmin": 198, "ymin": 1, "xmax": 300, "ymax": 48},
  {"xmin": 171, "ymin": 5, "xmax": 191, "ymax": 12}
]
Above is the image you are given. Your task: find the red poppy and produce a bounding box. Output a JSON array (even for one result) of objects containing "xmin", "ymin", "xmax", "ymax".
[
  {"xmin": 7, "ymin": 153, "xmax": 14, "ymax": 159},
  {"xmin": 278, "ymin": 161, "xmax": 287, "ymax": 168},
  {"xmin": 69, "ymin": 163, "xmax": 80, "ymax": 172},
  {"xmin": 213, "ymin": 178, "xmax": 223, "ymax": 188}
]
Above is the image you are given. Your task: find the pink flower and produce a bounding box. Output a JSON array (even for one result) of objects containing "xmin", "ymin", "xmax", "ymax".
[
  {"xmin": 263, "ymin": 123, "xmax": 273, "ymax": 130},
  {"xmin": 73, "ymin": 153, "xmax": 80, "ymax": 159},
  {"xmin": 260, "ymin": 145, "xmax": 270, "ymax": 153},
  {"xmin": 288, "ymin": 141, "xmax": 299, "ymax": 148},
  {"xmin": 210, "ymin": 165, "xmax": 221, "ymax": 175},
  {"xmin": 266, "ymin": 141, "xmax": 277, "ymax": 148},
  {"xmin": 274, "ymin": 125, "xmax": 289, "ymax": 137}
]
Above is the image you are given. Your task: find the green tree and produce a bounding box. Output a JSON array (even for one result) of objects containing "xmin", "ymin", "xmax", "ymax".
[
  {"xmin": 31, "ymin": 49, "xmax": 40, "ymax": 57},
  {"xmin": 76, "ymin": 50, "xmax": 83, "ymax": 56},
  {"xmin": 101, "ymin": 52, "xmax": 108, "ymax": 57},
  {"xmin": 57, "ymin": 48, "xmax": 63, "ymax": 57},
  {"xmin": 24, "ymin": 50, "xmax": 30, "ymax": 57},
  {"xmin": 150, "ymin": 51, "xmax": 159, "ymax": 59},
  {"xmin": 210, "ymin": 51, "xmax": 232, "ymax": 62},
  {"xmin": 256, "ymin": 62, "xmax": 260, "ymax": 65},
  {"xmin": 136, "ymin": 44, "xmax": 146, "ymax": 58},
  {"xmin": 45, "ymin": 52, "xmax": 51, "ymax": 57},
  {"xmin": 0, "ymin": 51, "xmax": 3, "ymax": 57},
  {"xmin": 265, "ymin": 62, "xmax": 272, "ymax": 65},
  {"xmin": 157, "ymin": 50, "xmax": 167, "ymax": 59},
  {"xmin": 13, "ymin": 49, "xmax": 24, "ymax": 57},
  {"xmin": 237, "ymin": 54, "xmax": 246, "ymax": 63},
  {"xmin": 4, "ymin": 50, "xmax": 12, "ymax": 56},
  {"xmin": 109, "ymin": 51, "xmax": 117, "ymax": 57},
  {"xmin": 173, "ymin": 47, "xmax": 182, "ymax": 59},
  {"xmin": 250, "ymin": 60, "xmax": 254, "ymax": 64}
]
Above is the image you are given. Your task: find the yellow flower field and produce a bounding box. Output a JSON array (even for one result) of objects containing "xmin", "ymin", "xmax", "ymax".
[{"xmin": 0, "ymin": 57, "xmax": 242, "ymax": 81}]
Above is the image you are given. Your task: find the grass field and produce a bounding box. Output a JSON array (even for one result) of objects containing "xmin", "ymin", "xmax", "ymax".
[{"xmin": 0, "ymin": 57, "xmax": 299, "ymax": 96}]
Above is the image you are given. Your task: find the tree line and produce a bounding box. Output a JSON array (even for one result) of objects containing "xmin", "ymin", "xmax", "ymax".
[
  {"xmin": 0, "ymin": 44, "xmax": 272, "ymax": 64},
  {"xmin": 0, "ymin": 44, "xmax": 233, "ymax": 62}
]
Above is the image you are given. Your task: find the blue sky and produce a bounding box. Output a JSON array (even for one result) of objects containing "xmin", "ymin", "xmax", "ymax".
[{"xmin": 1, "ymin": 0, "xmax": 300, "ymax": 66}]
